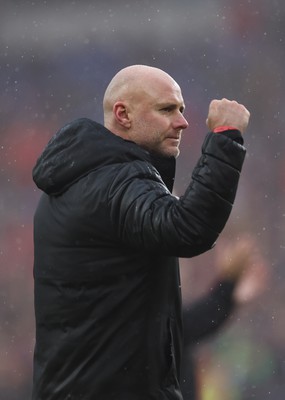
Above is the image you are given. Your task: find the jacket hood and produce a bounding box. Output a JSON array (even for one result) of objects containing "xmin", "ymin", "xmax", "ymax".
[{"xmin": 33, "ymin": 118, "xmax": 176, "ymax": 195}]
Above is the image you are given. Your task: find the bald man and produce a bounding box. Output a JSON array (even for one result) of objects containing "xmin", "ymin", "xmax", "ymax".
[{"xmin": 32, "ymin": 65, "xmax": 249, "ymax": 399}]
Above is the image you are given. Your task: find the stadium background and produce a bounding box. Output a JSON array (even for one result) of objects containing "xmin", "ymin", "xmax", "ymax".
[{"xmin": 1, "ymin": 1, "xmax": 285, "ymax": 398}]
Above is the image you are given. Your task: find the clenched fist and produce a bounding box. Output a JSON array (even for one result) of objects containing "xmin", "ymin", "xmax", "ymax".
[{"xmin": 206, "ymin": 98, "xmax": 250, "ymax": 134}]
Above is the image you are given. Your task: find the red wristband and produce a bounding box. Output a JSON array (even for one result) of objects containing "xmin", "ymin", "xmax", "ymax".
[{"xmin": 213, "ymin": 126, "xmax": 238, "ymax": 133}]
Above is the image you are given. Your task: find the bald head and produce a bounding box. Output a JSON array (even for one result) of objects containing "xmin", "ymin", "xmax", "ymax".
[
  {"xmin": 104, "ymin": 65, "xmax": 176, "ymax": 105},
  {"xmin": 103, "ymin": 65, "xmax": 180, "ymax": 129},
  {"xmin": 102, "ymin": 64, "xmax": 188, "ymax": 157}
]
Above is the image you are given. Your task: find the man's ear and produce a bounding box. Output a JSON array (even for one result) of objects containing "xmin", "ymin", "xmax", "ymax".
[{"xmin": 113, "ymin": 102, "xmax": 131, "ymax": 128}]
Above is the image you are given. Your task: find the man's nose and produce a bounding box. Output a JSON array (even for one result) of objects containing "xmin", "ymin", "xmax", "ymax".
[{"xmin": 176, "ymin": 114, "xmax": 189, "ymax": 130}]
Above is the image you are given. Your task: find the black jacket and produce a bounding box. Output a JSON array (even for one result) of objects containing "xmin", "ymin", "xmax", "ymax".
[{"xmin": 32, "ymin": 118, "xmax": 246, "ymax": 399}]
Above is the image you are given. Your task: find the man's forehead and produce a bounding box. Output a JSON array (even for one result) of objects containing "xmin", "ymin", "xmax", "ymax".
[{"xmin": 151, "ymin": 86, "xmax": 185, "ymax": 106}]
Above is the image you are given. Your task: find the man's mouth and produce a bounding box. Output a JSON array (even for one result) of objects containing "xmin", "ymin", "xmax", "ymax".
[{"xmin": 166, "ymin": 137, "xmax": 180, "ymax": 143}]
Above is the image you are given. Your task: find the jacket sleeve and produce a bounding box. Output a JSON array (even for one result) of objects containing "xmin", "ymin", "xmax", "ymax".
[
  {"xmin": 182, "ymin": 280, "xmax": 236, "ymax": 347},
  {"xmin": 108, "ymin": 131, "xmax": 246, "ymax": 257}
]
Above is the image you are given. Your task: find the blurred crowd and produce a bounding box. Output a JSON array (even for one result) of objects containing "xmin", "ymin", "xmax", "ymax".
[{"xmin": 1, "ymin": 0, "xmax": 285, "ymax": 398}]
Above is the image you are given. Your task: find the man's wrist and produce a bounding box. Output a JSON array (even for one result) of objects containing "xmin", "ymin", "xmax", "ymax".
[{"xmin": 213, "ymin": 126, "xmax": 238, "ymax": 133}]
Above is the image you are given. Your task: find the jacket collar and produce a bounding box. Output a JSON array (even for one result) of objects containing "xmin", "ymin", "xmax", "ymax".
[
  {"xmin": 33, "ymin": 118, "xmax": 176, "ymax": 195},
  {"xmin": 149, "ymin": 152, "xmax": 176, "ymax": 193}
]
